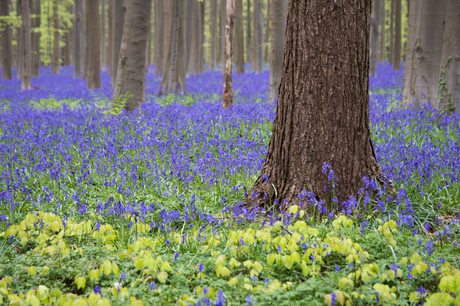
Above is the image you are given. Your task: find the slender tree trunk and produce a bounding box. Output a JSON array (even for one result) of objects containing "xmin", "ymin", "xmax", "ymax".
[
  {"xmin": 378, "ymin": 0, "xmax": 385, "ymax": 62},
  {"xmin": 153, "ymin": 0, "xmax": 163, "ymax": 76},
  {"xmin": 184, "ymin": 0, "xmax": 192, "ymax": 72},
  {"xmin": 199, "ymin": 0, "xmax": 205, "ymax": 73},
  {"xmin": 74, "ymin": 0, "xmax": 82, "ymax": 77},
  {"xmin": 223, "ymin": 0, "xmax": 233, "ymax": 109},
  {"xmin": 252, "ymin": 0, "xmax": 262, "ymax": 73},
  {"xmin": 370, "ymin": 0, "xmax": 380, "ymax": 76},
  {"xmin": 268, "ymin": 0, "xmax": 286, "ymax": 102},
  {"xmin": 436, "ymin": 0, "xmax": 460, "ymax": 112},
  {"xmin": 17, "ymin": 1, "xmax": 23, "ymax": 80},
  {"xmin": 107, "ymin": 0, "xmax": 112, "ymax": 75},
  {"xmin": 245, "ymin": 0, "xmax": 251, "ymax": 63},
  {"xmin": 52, "ymin": 0, "xmax": 59, "ymax": 74},
  {"xmin": 402, "ymin": 0, "xmax": 446, "ymax": 107},
  {"xmin": 162, "ymin": 0, "xmax": 171, "ymax": 75},
  {"xmin": 393, "ymin": 0, "xmax": 401, "ymax": 70},
  {"xmin": 248, "ymin": 0, "xmax": 387, "ymax": 210},
  {"xmin": 63, "ymin": 27, "xmax": 71, "ymax": 65},
  {"xmin": 112, "ymin": 0, "xmax": 151, "ymax": 112},
  {"xmin": 0, "ymin": 0, "xmax": 13, "ymax": 79},
  {"xmin": 111, "ymin": 0, "xmax": 125, "ymax": 87},
  {"xmin": 263, "ymin": 0, "xmax": 269, "ymax": 63},
  {"xmin": 101, "ymin": 0, "xmax": 106, "ymax": 70},
  {"xmin": 86, "ymin": 0, "xmax": 100, "ymax": 88},
  {"xmin": 188, "ymin": 1, "xmax": 201, "ymax": 75},
  {"xmin": 235, "ymin": 0, "xmax": 244, "ymax": 74},
  {"xmin": 21, "ymin": 0, "xmax": 32, "ymax": 89},
  {"xmin": 210, "ymin": 0, "xmax": 217, "ymax": 69},
  {"xmin": 389, "ymin": 0, "xmax": 394, "ymax": 65},
  {"xmin": 31, "ymin": 0, "xmax": 40, "ymax": 76},
  {"xmin": 221, "ymin": 0, "xmax": 226, "ymax": 67}
]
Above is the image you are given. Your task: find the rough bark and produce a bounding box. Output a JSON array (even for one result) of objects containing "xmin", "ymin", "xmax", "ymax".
[
  {"xmin": 101, "ymin": 0, "xmax": 106, "ymax": 70},
  {"xmin": 21, "ymin": 0, "xmax": 32, "ymax": 89},
  {"xmin": 52, "ymin": 0, "xmax": 59, "ymax": 74},
  {"xmin": 235, "ymin": 0, "xmax": 244, "ymax": 74},
  {"xmin": 393, "ymin": 0, "xmax": 401, "ymax": 70},
  {"xmin": 248, "ymin": 0, "xmax": 387, "ymax": 211},
  {"xmin": 210, "ymin": 0, "xmax": 217, "ymax": 69},
  {"xmin": 263, "ymin": 0, "xmax": 269, "ymax": 63},
  {"xmin": 74, "ymin": 0, "xmax": 82, "ymax": 78},
  {"xmin": 268, "ymin": 0, "xmax": 286, "ymax": 102},
  {"xmin": 111, "ymin": 0, "xmax": 125, "ymax": 87},
  {"xmin": 378, "ymin": 0, "xmax": 385, "ymax": 62},
  {"xmin": 402, "ymin": 0, "xmax": 446, "ymax": 107},
  {"xmin": 86, "ymin": 0, "xmax": 100, "ymax": 88},
  {"xmin": 17, "ymin": 1, "xmax": 23, "ymax": 80},
  {"xmin": 112, "ymin": 0, "xmax": 151, "ymax": 112},
  {"xmin": 31, "ymin": 0, "xmax": 40, "ymax": 76},
  {"xmin": 245, "ymin": 0, "xmax": 252, "ymax": 63},
  {"xmin": 370, "ymin": 0, "xmax": 380, "ymax": 76},
  {"xmin": 0, "ymin": 0, "xmax": 12, "ymax": 79},
  {"xmin": 153, "ymin": 0, "xmax": 163, "ymax": 76},
  {"xmin": 436, "ymin": 0, "xmax": 460, "ymax": 112},
  {"xmin": 252, "ymin": 0, "xmax": 262, "ymax": 73},
  {"xmin": 188, "ymin": 0, "xmax": 202, "ymax": 75},
  {"xmin": 223, "ymin": 0, "xmax": 233, "ymax": 109},
  {"xmin": 389, "ymin": 0, "xmax": 393, "ymax": 65},
  {"xmin": 159, "ymin": 0, "xmax": 185, "ymax": 95}
]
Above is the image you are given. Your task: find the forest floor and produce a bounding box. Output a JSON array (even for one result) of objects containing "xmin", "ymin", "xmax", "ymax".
[{"xmin": 1, "ymin": 63, "xmax": 460, "ymax": 305}]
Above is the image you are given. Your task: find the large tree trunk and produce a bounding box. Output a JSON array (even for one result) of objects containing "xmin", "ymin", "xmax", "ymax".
[
  {"xmin": 245, "ymin": 0, "xmax": 252, "ymax": 63},
  {"xmin": 17, "ymin": 2, "xmax": 23, "ymax": 80},
  {"xmin": 268, "ymin": 0, "xmax": 286, "ymax": 102},
  {"xmin": 101, "ymin": 0, "xmax": 106, "ymax": 70},
  {"xmin": 393, "ymin": 0, "xmax": 401, "ymax": 70},
  {"xmin": 21, "ymin": 0, "xmax": 32, "ymax": 89},
  {"xmin": 1, "ymin": 0, "xmax": 13, "ymax": 79},
  {"xmin": 378, "ymin": 0, "xmax": 385, "ymax": 62},
  {"xmin": 248, "ymin": 0, "xmax": 387, "ymax": 211},
  {"xmin": 369, "ymin": 0, "xmax": 380, "ymax": 76},
  {"xmin": 263, "ymin": 0, "xmax": 269, "ymax": 63},
  {"xmin": 389, "ymin": 0, "xmax": 394, "ymax": 65},
  {"xmin": 223, "ymin": 0, "xmax": 233, "ymax": 109},
  {"xmin": 252, "ymin": 0, "xmax": 262, "ymax": 73},
  {"xmin": 159, "ymin": 0, "xmax": 185, "ymax": 95},
  {"xmin": 235, "ymin": 0, "xmax": 244, "ymax": 74},
  {"xmin": 210, "ymin": 0, "xmax": 217, "ymax": 69},
  {"xmin": 111, "ymin": 0, "xmax": 125, "ymax": 87},
  {"xmin": 52, "ymin": 0, "xmax": 59, "ymax": 74},
  {"xmin": 436, "ymin": 0, "xmax": 460, "ymax": 112},
  {"xmin": 112, "ymin": 0, "xmax": 151, "ymax": 112},
  {"xmin": 153, "ymin": 0, "xmax": 163, "ymax": 76},
  {"xmin": 74, "ymin": 0, "xmax": 82, "ymax": 78},
  {"xmin": 188, "ymin": 0, "xmax": 202, "ymax": 75},
  {"xmin": 402, "ymin": 0, "xmax": 446, "ymax": 107},
  {"xmin": 86, "ymin": 0, "xmax": 100, "ymax": 88},
  {"xmin": 31, "ymin": 0, "xmax": 40, "ymax": 77}
]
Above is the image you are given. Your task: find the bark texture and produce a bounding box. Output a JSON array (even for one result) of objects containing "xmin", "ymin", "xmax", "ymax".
[
  {"xmin": 111, "ymin": 0, "xmax": 125, "ymax": 87},
  {"xmin": 402, "ymin": 0, "xmax": 446, "ymax": 107},
  {"xmin": 378, "ymin": 0, "xmax": 385, "ymax": 62},
  {"xmin": 1, "ymin": 0, "xmax": 12, "ymax": 79},
  {"xmin": 223, "ymin": 0, "xmax": 233, "ymax": 109},
  {"xmin": 235, "ymin": 0, "xmax": 244, "ymax": 74},
  {"xmin": 252, "ymin": 0, "xmax": 262, "ymax": 73},
  {"xmin": 369, "ymin": 0, "xmax": 379, "ymax": 76},
  {"xmin": 248, "ymin": 0, "xmax": 386, "ymax": 210},
  {"xmin": 112, "ymin": 0, "xmax": 151, "ymax": 112},
  {"xmin": 210, "ymin": 0, "xmax": 217, "ymax": 69},
  {"xmin": 21, "ymin": 0, "xmax": 32, "ymax": 89},
  {"xmin": 52, "ymin": 0, "xmax": 59, "ymax": 74},
  {"xmin": 31, "ymin": 0, "xmax": 40, "ymax": 76},
  {"xmin": 393, "ymin": 0, "xmax": 401, "ymax": 70},
  {"xmin": 74, "ymin": 0, "xmax": 82, "ymax": 77},
  {"xmin": 268, "ymin": 0, "xmax": 286, "ymax": 102},
  {"xmin": 86, "ymin": 0, "xmax": 100, "ymax": 88},
  {"xmin": 436, "ymin": 0, "xmax": 460, "ymax": 112}
]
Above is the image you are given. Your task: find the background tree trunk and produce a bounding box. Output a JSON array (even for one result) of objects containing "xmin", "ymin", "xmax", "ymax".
[
  {"xmin": 52, "ymin": 0, "xmax": 59, "ymax": 74},
  {"xmin": 370, "ymin": 0, "xmax": 380, "ymax": 76},
  {"xmin": 378, "ymin": 0, "xmax": 385, "ymax": 62},
  {"xmin": 248, "ymin": 0, "xmax": 386, "ymax": 210},
  {"xmin": 210, "ymin": 0, "xmax": 217, "ymax": 69},
  {"xmin": 1, "ymin": 0, "xmax": 13, "ymax": 79},
  {"xmin": 112, "ymin": 0, "xmax": 151, "ymax": 112},
  {"xmin": 111, "ymin": 0, "xmax": 125, "ymax": 87},
  {"xmin": 221, "ymin": 0, "xmax": 226, "ymax": 67},
  {"xmin": 107, "ymin": 0, "xmax": 112, "ymax": 76},
  {"xmin": 402, "ymin": 0, "xmax": 446, "ymax": 107},
  {"xmin": 199, "ymin": 0, "xmax": 205, "ymax": 73},
  {"xmin": 101, "ymin": 0, "xmax": 106, "ymax": 70},
  {"xmin": 162, "ymin": 0, "xmax": 171, "ymax": 74},
  {"xmin": 63, "ymin": 27, "xmax": 70, "ymax": 65},
  {"xmin": 389, "ymin": 0, "xmax": 394, "ymax": 65},
  {"xmin": 223, "ymin": 0, "xmax": 233, "ymax": 109},
  {"xmin": 235, "ymin": 0, "xmax": 244, "ymax": 74},
  {"xmin": 252, "ymin": 0, "xmax": 262, "ymax": 73},
  {"xmin": 74, "ymin": 0, "xmax": 82, "ymax": 77},
  {"xmin": 153, "ymin": 0, "xmax": 163, "ymax": 76},
  {"xmin": 188, "ymin": 1, "xmax": 201, "ymax": 75},
  {"xmin": 263, "ymin": 0, "xmax": 269, "ymax": 63},
  {"xmin": 31, "ymin": 0, "xmax": 40, "ymax": 76},
  {"xmin": 436, "ymin": 0, "xmax": 460, "ymax": 112},
  {"xmin": 86, "ymin": 0, "xmax": 100, "ymax": 88},
  {"xmin": 393, "ymin": 0, "xmax": 401, "ymax": 70},
  {"xmin": 17, "ymin": 2, "xmax": 23, "ymax": 80},
  {"xmin": 268, "ymin": 0, "xmax": 286, "ymax": 102},
  {"xmin": 21, "ymin": 0, "xmax": 32, "ymax": 89},
  {"xmin": 185, "ymin": 0, "xmax": 192, "ymax": 73},
  {"xmin": 245, "ymin": 0, "xmax": 251, "ymax": 63}
]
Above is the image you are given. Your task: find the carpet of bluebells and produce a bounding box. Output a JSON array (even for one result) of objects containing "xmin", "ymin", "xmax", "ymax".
[{"xmin": 1, "ymin": 63, "xmax": 460, "ymax": 305}]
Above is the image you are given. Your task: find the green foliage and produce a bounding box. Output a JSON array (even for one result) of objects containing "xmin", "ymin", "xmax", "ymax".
[{"xmin": 94, "ymin": 92, "xmax": 133, "ymax": 116}]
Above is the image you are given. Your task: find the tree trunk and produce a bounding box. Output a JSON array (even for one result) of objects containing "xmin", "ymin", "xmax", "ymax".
[
  {"xmin": 0, "ymin": 0, "xmax": 13, "ymax": 79},
  {"xmin": 85, "ymin": 0, "xmax": 100, "ymax": 88},
  {"xmin": 199, "ymin": 0, "xmax": 205, "ymax": 73},
  {"xmin": 111, "ymin": 0, "xmax": 125, "ymax": 87},
  {"xmin": 378, "ymin": 0, "xmax": 385, "ymax": 62},
  {"xmin": 235, "ymin": 0, "xmax": 244, "ymax": 74},
  {"xmin": 63, "ymin": 27, "xmax": 71, "ymax": 65},
  {"xmin": 153, "ymin": 0, "xmax": 163, "ymax": 76},
  {"xmin": 210, "ymin": 0, "xmax": 217, "ymax": 69},
  {"xmin": 245, "ymin": 0, "xmax": 252, "ymax": 63},
  {"xmin": 159, "ymin": 0, "xmax": 185, "ymax": 95},
  {"xmin": 252, "ymin": 0, "xmax": 262, "ymax": 73},
  {"xmin": 221, "ymin": 0, "xmax": 226, "ymax": 67},
  {"xmin": 248, "ymin": 0, "xmax": 387, "ymax": 211},
  {"xmin": 263, "ymin": 0, "xmax": 269, "ymax": 63},
  {"xmin": 393, "ymin": 0, "xmax": 401, "ymax": 70},
  {"xmin": 107, "ymin": 0, "xmax": 112, "ymax": 75},
  {"xmin": 184, "ymin": 0, "xmax": 192, "ymax": 72},
  {"xmin": 74, "ymin": 0, "xmax": 82, "ymax": 77},
  {"xmin": 52, "ymin": 0, "xmax": 59, "ymax": 74},
  {"xmin": 223, "ymin": 0, "xmax": 233, "ymax": 109},
  {"xmin": 101, "ymin": 0, "xmax": 106, "ymax": 70},
  {"xmin": 21, "ymin": 0, "xmax": 32, "ymax": 89},
  {"xmin": 402, "ymin": 0, "xmax": 446, "ymax": 107},
  {"xmin": 268, "ymin": 0, "xmax": 286, "ymax": 102},
  {"xmin": 17, "ymin": 2, "xmax": 23, "ymax": 80},
  {"xmin": 370, "ymin": 0, "xmax": 380, "ymax": 76},
  {"xmin": 31, "ymin": 0, "xmax": 40, "ymax": 77},
  {"xmin": 162, "ymin": 0, "xmax": 171, "ymax": 74},
  {"xmin": 389, "ymin": 0, "xmax": 394, "ymax": 65},
  {"xmin": 188, "ymin": 0, "xmax": 201, "ymax": 75},
  {"xmin": 112, "ymin": 0, "xmax": 151, "ymax": 112},
  {"xmin": 436, "ymin": 0, "xmax": 460, "ymax": 112}
]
